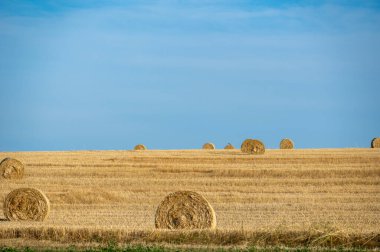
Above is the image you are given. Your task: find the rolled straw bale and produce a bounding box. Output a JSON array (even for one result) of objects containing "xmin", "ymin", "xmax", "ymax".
[
  {"xmin": 4, "ymin": 188, "xmax": 50, "ymax": 221},
  {"xmin": 241, "ymin": 139, "xmax": 265, "ymax": 154},
  {"xmin": 224, "ymin": 143, "xmax": 235, "ymax": 149},
  {"xmin": 371, "ymin": 138, "xmax": 380, "ymax": 148},
  {"xmin": 134, "ymin": 144, "xmax": 147, "ymax": 150},
  {"xmin": 155, "ymin": 191, "xmax": 216, "ymax": 230},
  {"xmin": 280, "ymin": 138, "xmax": 294, "ymax": 149},
  {"xmin": 0, "ymin": 158, "xmax": 24, "ymax": 180},
  {"xmin": 202, "ymin": 143, "xmax": 215, "ymax": 150}
]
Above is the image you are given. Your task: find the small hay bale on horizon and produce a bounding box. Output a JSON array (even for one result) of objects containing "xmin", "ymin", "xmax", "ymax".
[
  {"xmin": 224, "ymin": 143, "xmax": 235, "ymax": 149},
  {"xmin": 155, "ymin": 191, "xmax": 216, "ymax": 230},
  {"xmin": 280, "ymin": 138, "xmax": 294, "ymax": 149},
  {"xmin": 4, "ymin": 188, "xmax": 50, "ymax": 221},
  {"xmin": 202, "ymin": 143, "xmax": 215, "ymax": 150},
  {"xmin": 241, "ymin": 139, "xmax": 265, "ymax": 154},
  {"xmin": 371, "ymin": 138, "xmax": 380, "ymax": 148},
  {"xmin": 134, "ymin": 144, "xmax": 147, "ymax": 150},
  {"xmin": 0, "ymin": 158, "xmax": 24, "ymax": 180}
]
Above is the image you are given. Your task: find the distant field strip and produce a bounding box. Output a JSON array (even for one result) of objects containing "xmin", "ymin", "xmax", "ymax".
[{"xmin": 0, "ymin": 148, "xmax": 379, "ymax": 248}]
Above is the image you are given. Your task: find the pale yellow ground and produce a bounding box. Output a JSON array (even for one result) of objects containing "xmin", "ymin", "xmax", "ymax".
[{"xmin": 0, "ymin": 148, "xmax": 379, "ymax": 246}]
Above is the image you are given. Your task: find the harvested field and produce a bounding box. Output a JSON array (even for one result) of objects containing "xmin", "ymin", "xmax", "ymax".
[{"xmin": 0, "ymin": 148, "xmax": 379, "ymax": 249}]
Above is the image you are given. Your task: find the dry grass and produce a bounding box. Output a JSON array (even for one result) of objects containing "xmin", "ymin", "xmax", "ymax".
[
  {"xmin": 155, "ymin": 191, "xmax": 216, "ymax": 230},
  {"xmin": 0, "ymin": 158, "xmax": 24, "ymax": 180},
  {"xmin": 0, "ymin": 226, "xmax": 378, "ymax": 249},
  {"xmin": 0, "ymin": 148, "xmax": 379, "ymax": 249}
]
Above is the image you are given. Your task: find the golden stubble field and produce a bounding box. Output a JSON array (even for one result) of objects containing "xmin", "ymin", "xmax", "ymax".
[{"xmin": 0, "ymin": 148, "xmax": 379, "ymax": 249}]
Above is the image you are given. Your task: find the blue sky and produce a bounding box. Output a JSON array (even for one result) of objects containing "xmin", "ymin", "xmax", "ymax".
[{"xmin": 1, "ymin": 1, "xmax": 379, "ymax": 151}]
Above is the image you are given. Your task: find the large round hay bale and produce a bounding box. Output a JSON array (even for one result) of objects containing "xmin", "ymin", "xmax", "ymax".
[
  {"xmin": 4, "ymin": 188, "xmax": 50, "ymax": 221},
  {"xmin": 155, "ymin": 191, "xmax": 216, "ymax": 230},
  {"xmin": 241, "ymin": 139, "xmax": 265, "ymax": 154},
  {"xmin": 224, "ymin": 143, "xmax": 235, "ymax": 150},
  {"xmin": 134, "ymin": 144, "xmax": 147, "ymax": 150},
  {"xmin": 202, "ymin": 143, "xmax": 215, "ymax": 150},
  {"xmin": 280, "ymin": 138, "xmax": 294, "ymax": 149},
  {"xmin": 0, "ymin": 158, "xmax": 24, "ymax": 180},
  {"xmin": 371, "ymin": 138, "xmax": 380, "ymax": 148}
]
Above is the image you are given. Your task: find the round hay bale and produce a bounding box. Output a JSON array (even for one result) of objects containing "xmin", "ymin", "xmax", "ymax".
[
  {"xmin": 155, "ymin": 191, "xmax": 216, "ymax": 230},
  {"xmin": 202, "ymin": 143, "xmax": 215, "ymax": 150},
  {"xmin": 134, "ymin": 144, "xmax": 147, "ymax": 150},
  {"xmin": 0, "ymin": 158, "xmax": 24, "ymax": 180},
  {"xmin": 4, "ymin": 188, "xmax": 50, "ymax": 221},
  {"xmin": 241, "ymin": 139, "xmax": 265, "ymax": 154},
  {"xmin": 224, "ymin": 143, "xmax": 235, "ymax": 149},
  {"xmin": 280, "ymin": 138, "xmax": 294, "ymax": 149},
  {"xmin": 371, "ymin": 138, "xmax": 380, "ymax": 148}
]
